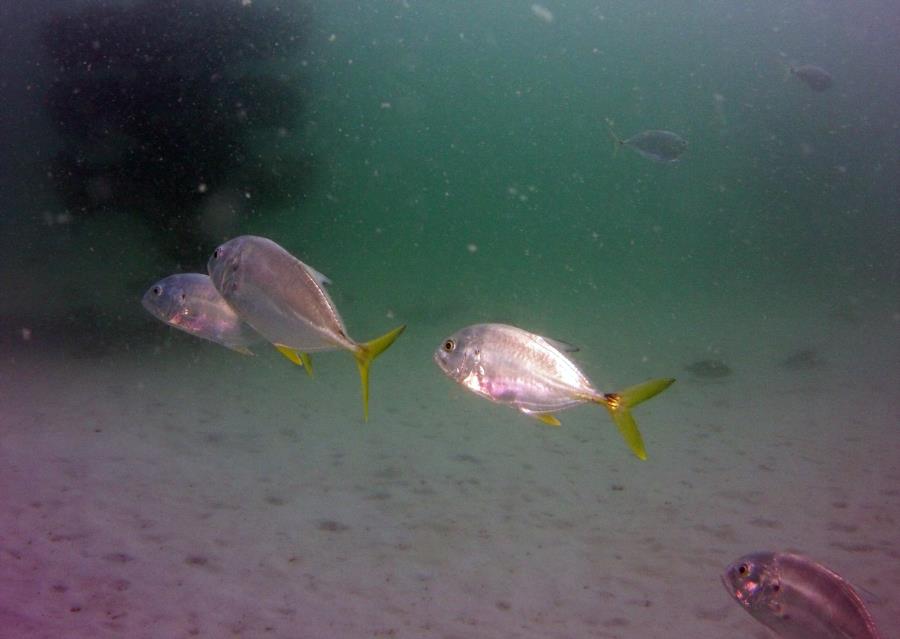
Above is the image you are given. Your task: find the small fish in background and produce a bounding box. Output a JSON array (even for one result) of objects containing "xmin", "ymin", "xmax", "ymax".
[
  {"xmin": 142, "ymin": 273, "xmax": 262, "ymax": 355},
  {"xmin": 530, "ymin": 3, "xmax": 554, "ymax": 23},
  {"xmin": 684, "ymin": 358, "xmax": 731, "ymax": 379},
  {"xmin": 208, "ymin": 235, "xmax": 406, "ymax": 420},
  {"xmin": 722, "ymin": 551, "xmax": 883, "ymax": 639},
  {"xmin": 605, "ymin": 119, "xmax": 688, "ymax": 163},
  {"xmin": 433, "ymin": 323, "xmax": 674, "ymax": 460},
  {"xmin": 788, "ymin": 63, "xmax": 833, "ymax": 92}
]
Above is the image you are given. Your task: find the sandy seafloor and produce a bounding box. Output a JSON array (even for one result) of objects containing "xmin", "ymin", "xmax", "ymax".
[{"xmin": 1, "ymin": 298, "xmax": 898, "ymax": 639}]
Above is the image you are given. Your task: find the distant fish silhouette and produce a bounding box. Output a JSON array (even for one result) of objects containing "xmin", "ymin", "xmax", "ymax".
[
  {"xmin": 789, "ymin": 64, "xmax": 833, "ymax": 92},
  {"xmin": 684, "ymin": 359, "xmax": 731, "ymax": 379},
  {"xmin": 606, "ymin": 119, "xmax": 688, "ymax": 163}
]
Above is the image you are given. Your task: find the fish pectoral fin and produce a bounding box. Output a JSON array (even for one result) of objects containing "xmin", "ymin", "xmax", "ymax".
[
  {"xmin": 274, "ymin": 343, "xmax": 314, "ymax": 376},
  {"xmin": 352, "ymin": 325, "xmax": 407, "ymax": 422},
  {"xmin": 520, "ymin": 408, "xmax": 562, "ymax": 427},
  {"xmin": 542, "ymin": 336, "xmax": 579, "ymax": 353}
]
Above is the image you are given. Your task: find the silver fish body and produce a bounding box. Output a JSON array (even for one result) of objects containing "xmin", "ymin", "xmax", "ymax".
[
  {"xmin": 722, "ymin": 552, "xmax": 882, "ymax": 639},
  {"xmin": 434, "ymin": 323, "xmax": 674, "ymax": 459},
  {"xmin": 434, "ymin": 323, "xmax": 598, "ymax": 414},
  {"xmin": 606, "ymin": 121, "xmax": 688, "ymax": 163},
  {"xmin": 142, "ymin": 273, "xmax": 261, "ymax": 354},
  {"xmin": 623, "ymin": 129, "xmax": 688, "ymax": 162},
  {"xmin": 207, "ymin": 235, "xmax": 405, "ymax": 420},
  {"xmin": 208, "ymin": 235, "xmax": 351, "ymax": 353}
]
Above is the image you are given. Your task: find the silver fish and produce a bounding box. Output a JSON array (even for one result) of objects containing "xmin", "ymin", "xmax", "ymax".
[
  {"xmin": 723, "ymin": 552, "xmax": 882, "ymax": 639},
  {"xmin": 790, "ymin": 64, "xmax": 833, "ymax": 92},
  {"xmin": 207, "ymin": 235, "xmax": 405, "ymax": 420},
  {"xmin": 433, "ymin": 323, "xmax": 674, "ymax": 459},
  {"xmin": 142, "ymin": 273, "xmax": 261, "ymax": 355},
  {"xmin": 606, "ymin": 120, "xmax": 688, "ymax": 163}
]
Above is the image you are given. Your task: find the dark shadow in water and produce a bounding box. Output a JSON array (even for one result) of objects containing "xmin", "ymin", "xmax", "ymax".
[{"xmin": 40, "ymin": 0, "xmax": 313, "ymax": 264}]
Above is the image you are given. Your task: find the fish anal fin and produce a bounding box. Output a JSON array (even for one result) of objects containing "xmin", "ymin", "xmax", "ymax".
[
  {"xmin": 520, "ymin": 408, "xmax": 562, "ymax": 427},
  {"xmin": 275, "ymin": 343, "xmax": 302, "ymax": 365},
  {"xmin": 228, "ymin": 345, "xmax": 255, "ymax": 356},
  {"xmin": 535, "ymin": 413, "xmax": 562, "ymax": 427}
]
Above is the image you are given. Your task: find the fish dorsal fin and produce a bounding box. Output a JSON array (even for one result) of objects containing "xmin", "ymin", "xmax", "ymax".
[
  {"xmin": 303, "ymin": 264, "xmax": 332, "ymax": 287},
  {"xmin": 541, "ymin": 336, "xmax": 579, "ymax": 353}
]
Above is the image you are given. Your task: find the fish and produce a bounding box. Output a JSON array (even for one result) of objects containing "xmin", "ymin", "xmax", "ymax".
[
  {"xmin": 606, "ymin": 119, "xmax": 688, "ymax": 163},
  {"xmin": 722, "ymin": 551, "xmax": 882, "ymax": 639},
  {"xmin": 789, "ymin": 64, "xmax": 833, "ymax": 92},
  {"xmin": 142, "ymin": 273, "xmax": 262, "ymax": 355},
  {"xmin": 207, "ymin": 235, "xmax": 405, "ymax": 420},
  {"xmin": 433, "ymin": 323, "xmax": 674, "ymax": 459},
  {"xmin": 684, "ymin": 358, "xmax": 731, "ymax": 379}
]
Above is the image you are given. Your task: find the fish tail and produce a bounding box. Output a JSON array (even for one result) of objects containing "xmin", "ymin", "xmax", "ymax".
[
  {"xmin": 590, "ymin": 378, "xmax": 675, "ymax": 460},
  {"xmin": 352, "ymin": 324, "xmax": 407, "ymax": 421},
  {"xmin": 605, "ymin": 118, "xmax": 622, "ymax": 156}
]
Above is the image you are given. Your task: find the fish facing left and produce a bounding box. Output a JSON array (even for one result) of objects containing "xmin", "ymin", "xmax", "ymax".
[
  {"xmin": 433, "ymin": 323, "xmax": 674, "ymax": 460},
  {"xmin": 722, "ymin": 551, "xmax": 882, "ymax": 639},
  {"xmin": 142, "ymin": 273, "xmax": 263, "ymax": 355},
  {"xmin": 207, "ymin": 235, "xmax": 406, "ymax": 421}
]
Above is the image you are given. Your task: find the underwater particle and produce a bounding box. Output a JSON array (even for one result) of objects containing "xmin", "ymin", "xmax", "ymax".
[
  {"xmin": 722, "ymin": 552, "xmax": 882, "ymax": 639},
  {"xmin": 684, "ymin": 359, "xmax": 731, "ymax": 379},
  {"xmin": 531, "ymin": 4, "xmax": 554, "ymax": 23},
  {"xmin": 20, "ymin": 327, "xmax": 32, "ymax": 341},
  {"xmin": 467, "ymin": 243, "xmax": 478, "ymax": 253}
]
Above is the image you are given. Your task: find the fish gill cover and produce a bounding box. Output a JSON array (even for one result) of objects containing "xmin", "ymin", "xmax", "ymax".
[{"xmin": 40, "ymin": 0, "xmax": 313, "ymax": 263}]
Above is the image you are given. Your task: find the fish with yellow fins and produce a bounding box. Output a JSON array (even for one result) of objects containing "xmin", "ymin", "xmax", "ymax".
[
  {"xmin": 142, "ymin": 273, "xmax": 264, "ymax": 355},
  {"xmin": 207, "ymin": 235, "xmax": 405, "ymax": 420},
  {"xmin": 433, "ymin": 323, "xmax": 674, "ymax": 460}
]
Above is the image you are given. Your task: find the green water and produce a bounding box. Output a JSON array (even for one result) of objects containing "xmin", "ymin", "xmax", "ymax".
[{"xmin": 1, "ymin": 2, "xmax": 898, "ymax": 637}]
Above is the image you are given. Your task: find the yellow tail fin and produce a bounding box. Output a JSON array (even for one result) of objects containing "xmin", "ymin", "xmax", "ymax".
[
  {"xmin": 351, "ymin": 325, "xmax": 406, "ymax": 421},
  {"xmin": 594, "ymin": 378, "xmax": 675, "ymax": 460}
]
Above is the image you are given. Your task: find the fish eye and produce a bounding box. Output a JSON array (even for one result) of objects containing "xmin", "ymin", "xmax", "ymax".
[
  {"xmin": 152, "ymin": 285, "xmax": 162, "ymax": 296},
  {"xmin": 738, "ymin": 563, "xmax": 749, "ymax": 575},
  {"xmin": 179, "ymin": 292, "xmax": 187, "ymax": 303},
  {"xmin": 443, "ymin": 339, "xmax": 455, "ymax": 352},
  {"xmin": 213, "ymin": 247, "xmax": 222, "ymax": 259}
]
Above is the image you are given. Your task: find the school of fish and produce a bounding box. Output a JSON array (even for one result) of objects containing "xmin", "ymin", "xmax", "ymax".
[{"xmin": 138, "ymin": 57, "xmax": 883, "ymax": 638}]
